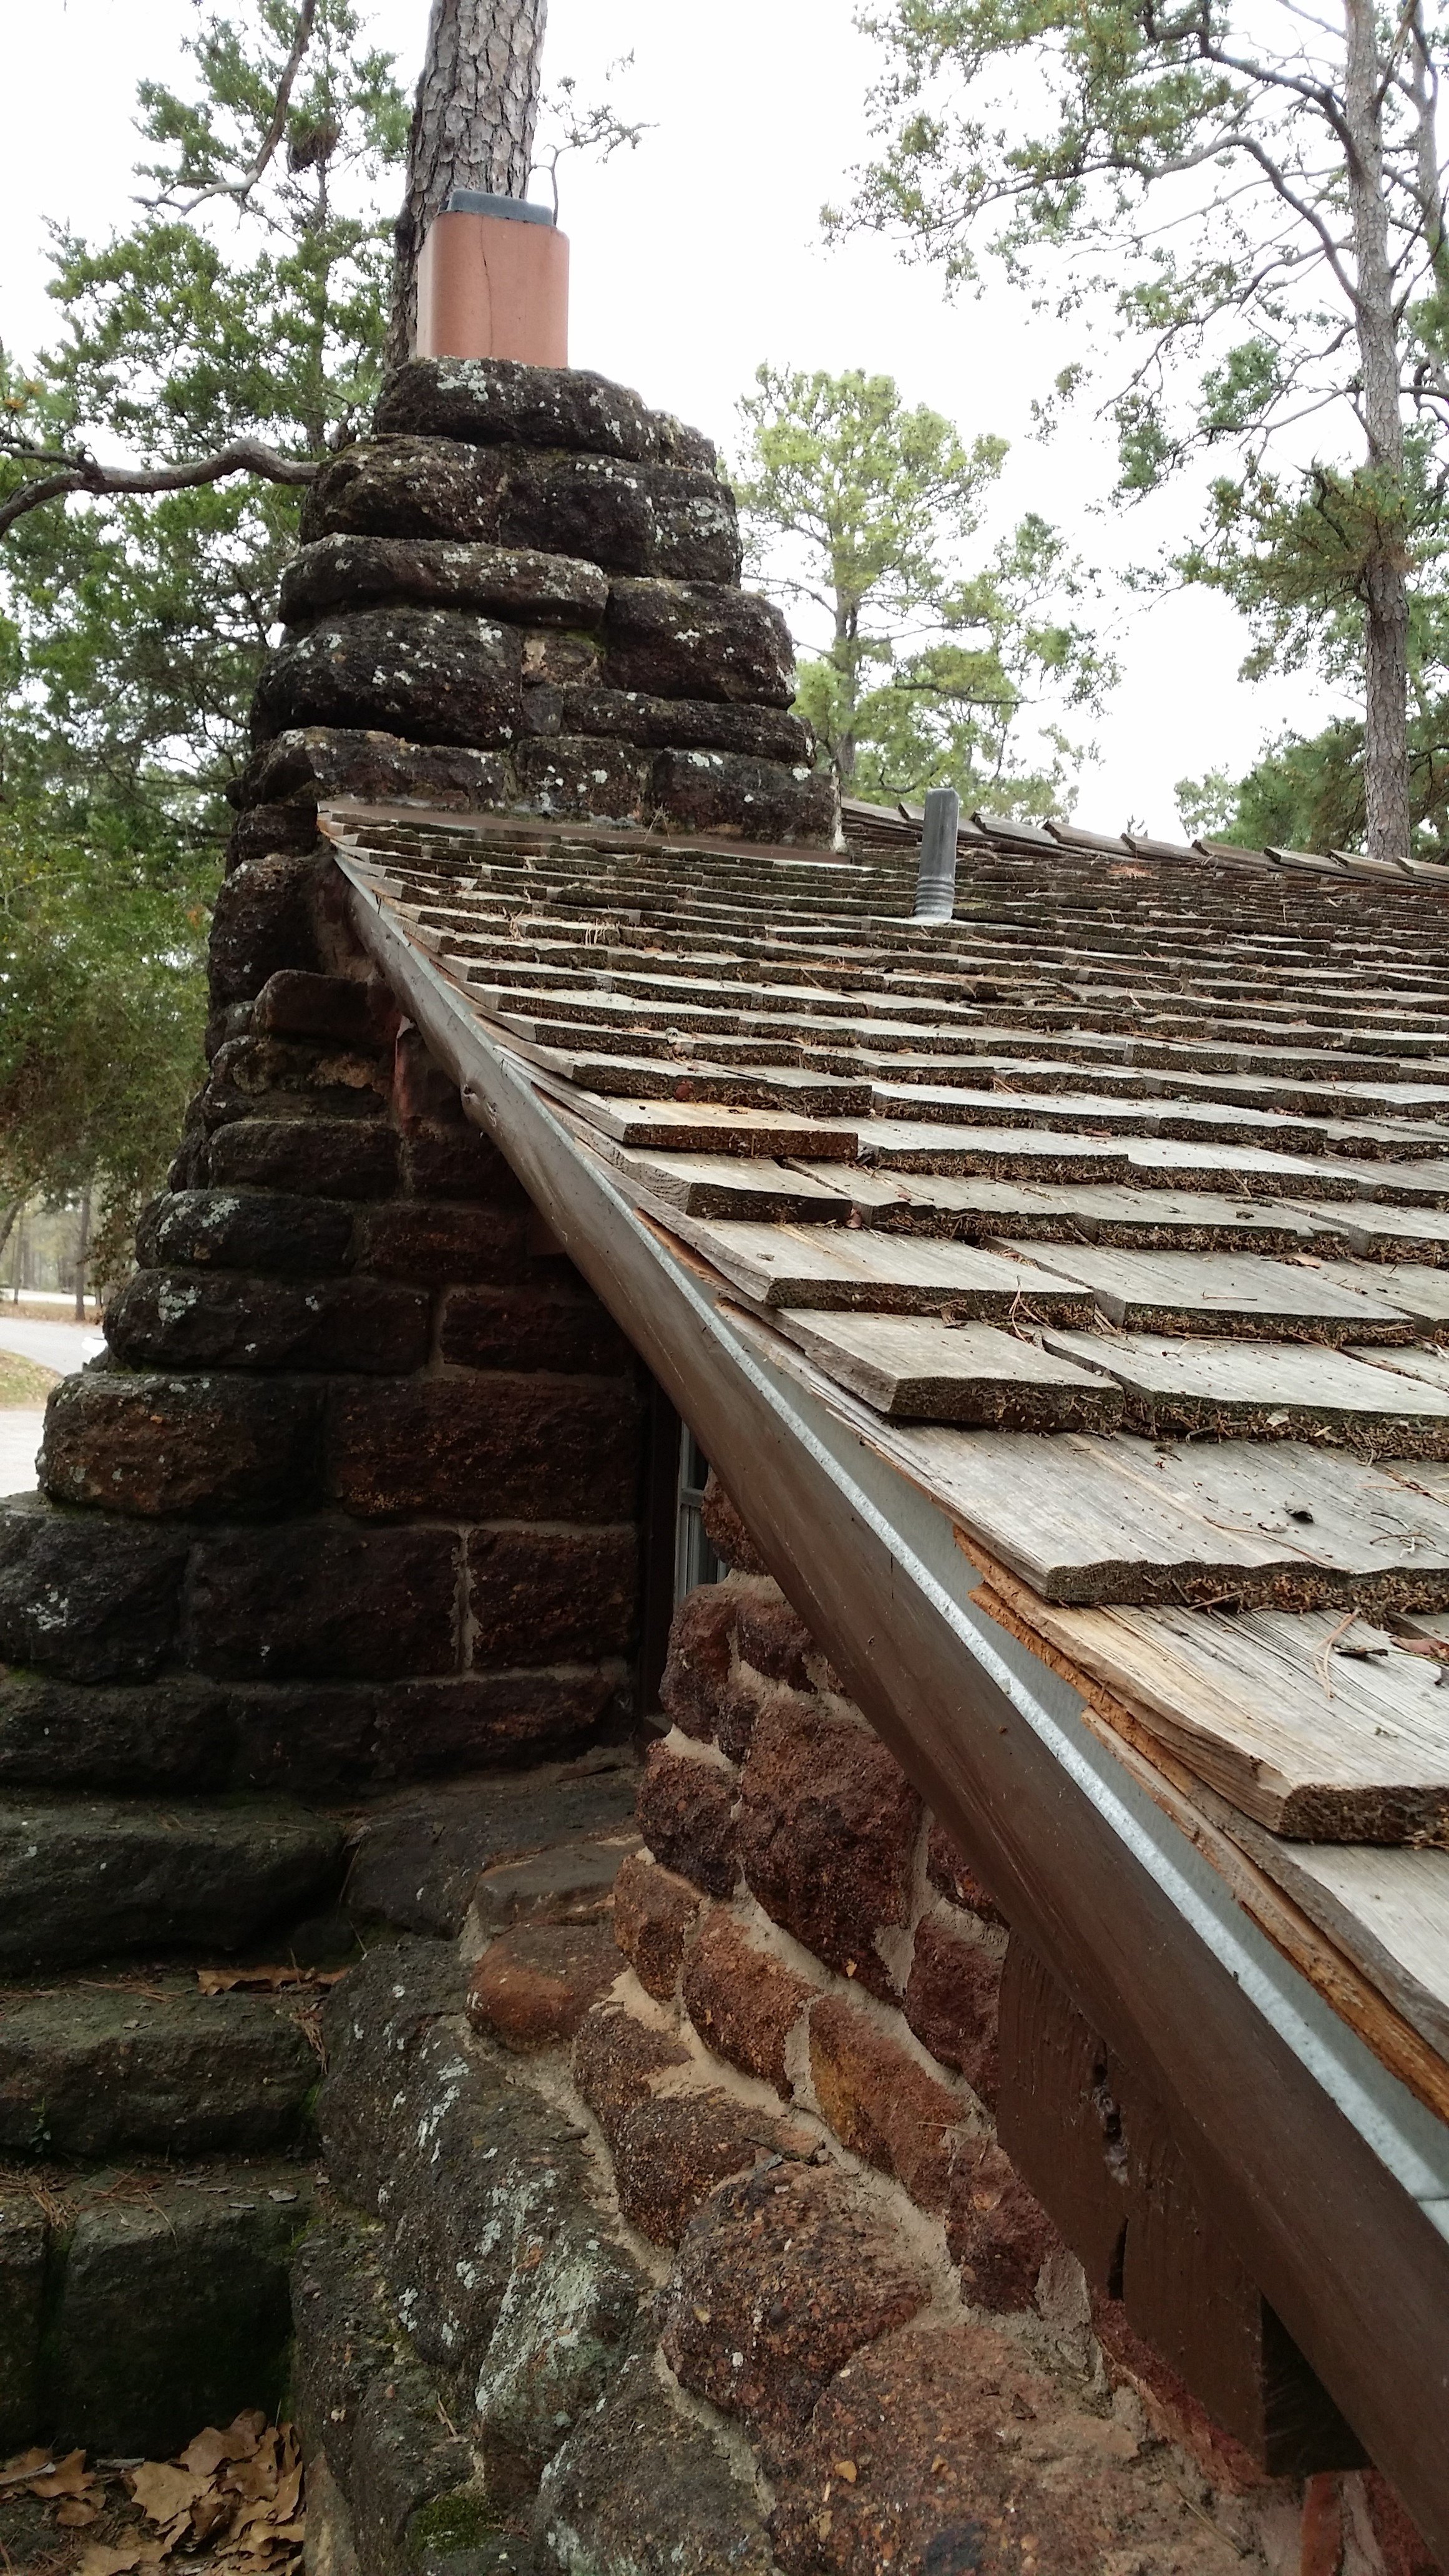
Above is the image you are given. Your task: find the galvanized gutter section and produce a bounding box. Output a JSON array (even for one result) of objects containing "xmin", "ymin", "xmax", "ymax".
[{"xmin": 341, "ymin": 856, "xmax": 1449, "ymax": 2554}]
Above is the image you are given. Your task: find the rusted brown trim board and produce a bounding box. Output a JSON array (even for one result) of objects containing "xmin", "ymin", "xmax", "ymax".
[{"xmin": 338, "ymin": 852, "xmax": 1449, "ymax": 2557}]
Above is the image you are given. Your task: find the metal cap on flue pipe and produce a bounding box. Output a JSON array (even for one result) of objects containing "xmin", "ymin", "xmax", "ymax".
[{"xmin": 912, "ymin": 786, "xmax": 960, "ymax": 920}]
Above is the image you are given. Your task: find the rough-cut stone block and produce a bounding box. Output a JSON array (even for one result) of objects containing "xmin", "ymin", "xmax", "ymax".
[
  {"xmin": 492, "ymin": 451, "xmax": 742, "ymax": 582},
  {"xmin": 256, "ymin": 606, "xmax": 524, "ymax": 750},
  {"xmin": 341, "ymin": 1754, "xmax": 639, "ymax": 1935},
  {"xmin": 441, "ymin": 1282, "xmax": 631, "ymax": 1374},
  {"xmin": 0, "ymin": 2195, "xmax": 45, "ymax": 2448},
  {"xmin": 324, "ymin": 1377, "xmax": 640, "ymax": 1523},
  {"xmin": 737, "ymin": 1699, "xmax": 920, "ymax": 1998},
  {"xmin": 207, "ymin": 1116, "xmax": 400, "ymax": 1199},
  {"xmin": 209, "ymin": 850, "xmax": 324, "ymax": 1005},
  {"xmin": 713, "ymin": 1671, "xmax": 766, "ymax": 1762},
  {"xmin": 529, "ymin": 684, "xmax": 812, "ymax": 764},
  {"xmin": 202, "ymin": 1031, "xmax": 389, "ymax": 1129},
  {"xmin": 604, "ymin": 578, "xmax": 793, "ymax": 705},
  {"xmin": 613, "ymin": 2092, "xmax": 798, "ymax": 2247},
  {"xmin": 398, "ymin": 1671, "xmax": 622, "ymax": 1777},
  {"xmin": 374, "ymin": 357, "xmax": 668, "ymax": 462},
  {"xmin": 467, "ymin": 1921, "xmax": 622, "ymax": 2049},
  {"xmin": 514, "ymin": 734, "xmax": 651, "ymax": 822},
  {"xmin": 135, "ymin": 1185, "xmax": 356, "ymax": 1275},
  {"xmin": 302, "ymin": 439, "xmax": 741, "ymax": 582},
  {"xmin": 467, "ymin": 1525, "xmax": 638, "ymax": 1666},
  {"xmin": 354, "ymin": 1200, "xmax": 529, "ymax": 1282},
  {"xmin": 469, "ymin": 1830, "xmax": 640, "ymax": 1939},
  {"xmin": 234, "ymin": 1671, "xmax": 620, "ymax": 1800},
  {"xmin": 404, "ymin": 1124, "xmax": 525, "ymax": 1203},
  {"xmin": 808, "ymin": 1994, "xmax": 964, "ymax": 2214},
  {"xmin": 535, "ymin": 2331, "xmax": 777, "ymax": 2576},
  {"xmin": 904, "ymin": 1912, "xmax": 1004, "ymax": 2102},
  {"xmin": 767, "ymin": 2320, "xmax": 1201, "ymax": 2576},
  {"xmin": 41, "ymin": 1370, "xmax": 323, "ymax": 1521},
  {"xmin": 0, "ymin": 1793, "xmax": 341, "ymax": 1970},
  {"xmin": 238, "ymin": 723, "xmax": 514, "ymax": 816},
  {"xmin": 279, "ymin": 529, "xmax": 610, "ymax": 627},
  {"xmin": 227, "ymin": 798, "xmax": 320, "ymax": 866},
  {"xmin": 701, "ymin": 1468, "xmax": 768, "ymax": 1573},
  {"xmin": 0, "ymin": 1498, "xmax": 188, "ymax": 1683},
  {"xmin": 612, "ymin": 1852, "xmax": 700, "ymax": 1999},
  {"xmin": 0, "ymin": 1672, "xmax": 229, "ymax": 1790},
  {"xmin": 636, "ymin": 1742, "xmax": 738, "ymax": 1896},
  {"xmin": 572, "ymin": 1998, "xmax": 690, "ymax": 2147},
  {"xmin": 659, "ymin": 2162, "xmax": 932, "ymax": 2457},
  {"xmin": 681, "ymin": 1909, "xmax": 813, "ymax": 2092},
  {"xmin": 45, "ymin": 2174, "xmax": 308, "ymax": 2456},
  {"xmin": 301, "ymin": 436, "xmax": 510, "ymax": 543},
  {"xmin": 652, "ymin": 748, "xmax": 838, "ymax": 845},
  {"xmin": 252, "ymin": 967, "xmax": 395, "ymax": 1046},
  {"xmin": 106, "ymin": 1269, "xmax": 431, "ymax": 1375},
  {"xmin": 658, "ymin": 1579, "xmax": 739, "ymax": 1740},
  {"xmin": 927, "ymin": 1819, "xmax": 1010, "ymax": 1926},
  {"xmin": 184, "ymin": 1520, "xmax": 460, "ymax": 1681},
  {"xmin": 733, "ymin": 1587, "xmax": 815, "ymax": 1689},
  {"xmin": 946, "ymin": 2136, "xmax": 1061, "ymax": 2311},
  {"xmin": 0, "ymin": 1983, "xmax": 317, "ymax": 2159}
]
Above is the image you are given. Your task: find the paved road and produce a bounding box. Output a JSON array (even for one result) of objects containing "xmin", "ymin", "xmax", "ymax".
[
  {"xmin": 0, "ymin": 1409, "xmax": 45, "ymax": 1496},
  {"xmin": 0, "ymin": 1318, "xmax": 102, "ymax": 1493},
  {"xmin": 0, "ymin": 1317, "xmax": 106, "ymax": 1373}
]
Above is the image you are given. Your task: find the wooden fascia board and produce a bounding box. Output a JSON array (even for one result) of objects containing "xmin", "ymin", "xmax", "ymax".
[{"xmin": 339, "ymin": 855, "xmax": 1449, "ymax": 2555}]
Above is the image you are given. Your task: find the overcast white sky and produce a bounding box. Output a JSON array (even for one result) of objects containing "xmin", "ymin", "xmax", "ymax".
[{"xmin": 0, "ymin": 0, "xmax": 1343, "ymax": 837}]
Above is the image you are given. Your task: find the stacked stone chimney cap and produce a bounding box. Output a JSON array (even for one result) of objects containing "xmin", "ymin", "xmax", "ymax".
[{"xmin": 227, "ymin": 352, "xmax": 837, "ymax": 854}]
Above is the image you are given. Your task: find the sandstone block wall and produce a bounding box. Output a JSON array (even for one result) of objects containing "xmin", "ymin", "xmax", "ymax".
[
  {"xmin": 620, "ymin": 1473, "xmax": 1377, "ymax": 2500},
  {"xmin": 228, "ymin": 353, "xmax": 839, "ymax": 858},
  {"xmin": 0, "ymin": 846, "xmax": 643, "ymax": 1798}
]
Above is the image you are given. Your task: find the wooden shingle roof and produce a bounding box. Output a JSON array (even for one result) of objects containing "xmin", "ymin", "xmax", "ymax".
[{"xmin": 324, "ymin": 794, "xmax": 1449, "ymax": 2124}]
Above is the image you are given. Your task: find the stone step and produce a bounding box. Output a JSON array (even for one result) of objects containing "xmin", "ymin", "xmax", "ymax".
[
  {"xmin": 341, "ymin": 1747, "xmax": 639, "ymax": 1936},
  {"xmin": 0, "ymin": 1792, "xmax": 344, "ymax": 1970},
  {"xmin": 1, "ymin": 2155, "xmax": 315, "ymax": 2457},
  {"xmin": 0, "ymin": 1971, "xmax": 323, "ymax": 2160}
]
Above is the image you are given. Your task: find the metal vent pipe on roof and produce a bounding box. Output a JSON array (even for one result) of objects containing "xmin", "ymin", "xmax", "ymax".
[{"xmin": 912, "ymin": 786, "xmax": 960, "ymax": 920}]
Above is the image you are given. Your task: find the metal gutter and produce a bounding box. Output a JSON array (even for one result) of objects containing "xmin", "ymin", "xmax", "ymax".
[{"xmin": 340, "ymin": 855, "xmax": 1449, "ymax": 2552}]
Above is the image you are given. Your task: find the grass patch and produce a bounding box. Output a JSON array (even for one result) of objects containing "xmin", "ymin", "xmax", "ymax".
[{"xmin": 0, "ymin": 1349, "xmax": 60, "ymax": 1405}]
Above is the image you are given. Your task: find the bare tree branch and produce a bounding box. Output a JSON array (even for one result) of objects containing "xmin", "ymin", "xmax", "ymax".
[
  {"xmin": 0, "ymin": 440, "xmax": 317, "ymax": 540},
  {"xmin": 139, "ymin": 0, "xmax": 320, "ymax": 215}
]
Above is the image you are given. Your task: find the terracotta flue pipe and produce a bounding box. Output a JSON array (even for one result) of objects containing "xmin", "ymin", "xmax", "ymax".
[{"xmin": 414, "ymin": 189, "xmax": 569, "ymax": 366}]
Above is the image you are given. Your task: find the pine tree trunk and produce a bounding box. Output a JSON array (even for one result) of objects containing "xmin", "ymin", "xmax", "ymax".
[
  {"xmin": 388, "ymin": 0, "xmax": 549, "ymax": 368},
  {"xmin": 1345, "ymin": 0, "xmax": 1412, "ymax": 866}
]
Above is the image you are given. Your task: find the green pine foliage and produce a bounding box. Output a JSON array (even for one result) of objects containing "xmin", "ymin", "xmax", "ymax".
[
  {"xmin": 734, "ymin": 366, "xmax": 1111, "ymax": 814},
  {"xmin": 0, "ymin": 2, "xmax": 408, "ymax": 1267}
]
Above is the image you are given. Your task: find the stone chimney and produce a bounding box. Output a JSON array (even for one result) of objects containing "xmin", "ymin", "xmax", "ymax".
[{"xmin": 227, "ymin": 354, "xmax": 836, "ymax": 876}]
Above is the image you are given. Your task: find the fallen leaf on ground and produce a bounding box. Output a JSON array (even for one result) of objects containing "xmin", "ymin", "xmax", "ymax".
[
  {"xmin": 126, "ymin": 2460, "xmax": 207, "ymax": 2524},
  {"xmin": 56, "ymin": 2496, "xmax": 103, "ymax": 2526},
  {"xmin": 0, "ymin": 2447, "xmax": 54, "ymax": 2487},
  {"xmin": 178, "ymin": 2427, "xmax": 233, "ymax": 2477},
  {"xmin": 29, "ymin": 2446, "xmax": 93, "ymax": 2498}
]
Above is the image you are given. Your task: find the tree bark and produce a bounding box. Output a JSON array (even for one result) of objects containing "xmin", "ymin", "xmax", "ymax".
[
  {"xmin": 388, "ymin": 0, "xmax": 549, "ymax": 369},
  {"xmin": 1345, "ymin": 0, "xmax": 1412, "ymax": 866}
]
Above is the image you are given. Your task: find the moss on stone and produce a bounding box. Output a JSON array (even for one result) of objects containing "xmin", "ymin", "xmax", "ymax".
[{"xmin": 407, "ymin": 2489, "xmax": 500, "ymax": 2555}]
